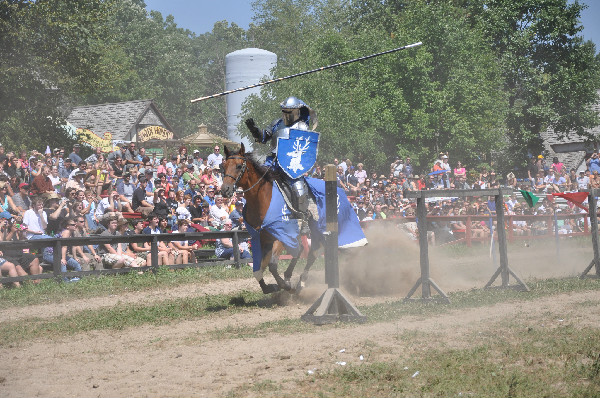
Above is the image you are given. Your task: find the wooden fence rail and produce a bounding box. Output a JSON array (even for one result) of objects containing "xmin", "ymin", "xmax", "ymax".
[
  {"xmin": 0, "ymin": 230, "xmax": 250, "ymax": 284},
  {"xmin": 361, "ymin": 213, "xmax": 593, "ymax": 246}
]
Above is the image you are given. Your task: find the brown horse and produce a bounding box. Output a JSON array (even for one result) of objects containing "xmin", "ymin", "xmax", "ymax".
[{"xmin": 220, "ymin": 143, "xmax": 318, "ymax": 294}]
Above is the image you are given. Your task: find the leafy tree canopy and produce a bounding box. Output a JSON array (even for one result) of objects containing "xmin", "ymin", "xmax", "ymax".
[{"xmin": 1, "ymin": 0, "xmax": 597, "ymax": 177}]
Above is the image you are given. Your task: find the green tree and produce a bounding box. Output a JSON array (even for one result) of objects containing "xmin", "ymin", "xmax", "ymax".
[
  {"xmin": 0, "ymin": 0, "xmax": 112, "ymax": 150},
  {"xmin": 474, "ymin": 0, "xmax": 600, "ymax": 170},
  {"xmin": 241, "ymin": 0, "xmax": 507, "ymax": 174},
  {"xmin": 90, "ymin": 0, "xmax": 250, "ymax": 138}
]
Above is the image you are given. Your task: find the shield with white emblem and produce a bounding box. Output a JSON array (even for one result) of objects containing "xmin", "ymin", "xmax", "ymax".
[{"xmin": 276, "ymin": 129, "xmax": 320, "ymax": 179}]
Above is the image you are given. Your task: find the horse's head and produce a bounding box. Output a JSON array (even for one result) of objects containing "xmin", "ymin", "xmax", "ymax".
[{"xmin": 221, "ymin": 143, "xmax": 247, "ymax": 198}]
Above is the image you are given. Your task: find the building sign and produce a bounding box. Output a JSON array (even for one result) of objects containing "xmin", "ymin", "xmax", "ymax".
[
  {"xmin": 76, "ymin": 129, "xmax": 120, "ymax": 153},
  {"xmin": 137, "ymin": 126, "xmax": 173, "ymax": 142}
]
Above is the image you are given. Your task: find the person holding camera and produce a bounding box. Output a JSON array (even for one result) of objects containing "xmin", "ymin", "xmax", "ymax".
[
  {"xmin": 587, "ymin": 151, "xmax": 600, "ymax": 175},
  {"xmin": 95, "ymin": 187, "xmax": 123, "ymax": 227},
  {"xmin": 1, "ymin": 211, "xmax": 42, "ymax": 285}
]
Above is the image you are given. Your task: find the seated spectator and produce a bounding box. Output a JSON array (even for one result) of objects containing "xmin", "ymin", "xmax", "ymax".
[
  {"xmin": 153, "ymin": 188, "xmax": 170, "ymax": 219},
  {"xmin": 143, "ymin": 214, "xmax": 174, "ymax": 264},
  {"xmin": 188, "ymin": 195, "xmax": 206, "ymax": 224},
  {"xmin": 590, "ymin": 171, "xmax": 600, "ymax": 189},
  {"xmin": 42, "ymin": 217, "xmax": 82, "ymax": 280},
  {"xmin": 203, "ymin": 185, "xmax": 216, "ymax": 207},
  {"xmin": 115, "ymin": 172, "xmax": 135, "ymax": 212},
  {"xmin": 210, "ymin": 194, "xmax": 230, "ymax": 228},
  {"xmin": 1, "ymin": 211, "xmax": 39, "ymax": 285},
  {"xmin": 11, "ymin": 182, "xmax": 31, "ymax": 216},
  {"xmin": 69, "ymin": 144, "xmax": 82, "ymax": 165},
  {"xmin": 128, "ymin": 219, "xmax": 152, "ymax": 266},
  {"xmin": 0, "ymin": 253, "xmax": 21, "ymax": 288},
  {"xmin": 534, "ymin": 171, "xmax": 547, "ymax": 193},
  {"xmin": 577, "ymin": 170, "xmax": 590, "ymax": 190},
  {"xmin": 72, "ymin": 215, "xmax": 103, "ymax": 270},
  {"xmin": 229, "ymin": 200, "xmax": 244, "ymax": 229},
  {"xmin": 95, "ymin": 188, "xmax": 123, "ymax": 227},
  {"xmin": 58, "ymin": 158, "xmax": 74, "ymax": 186},
  {"xmin": 215, "ymin": 219, "xmax": 251, "ymax": 261},
  {"xmin": 23, "ymin": 197, "xmax": 52, "ymax": 240},
  {"xmin": 110, "ymin": 155, "xmax": 125, "ymax": 181},
  {"xmin": 48, "ymin": 165, "xmax": 61, "ymax": 193},
  {"xmin": 200, "ymin": 167, "xmax": 218, "ymax": 189},
  {"xmin": 0, "ymin": 181, "xmax": 19, "ymax": 215},
  {"xmin": 362, "ymin": 209, "xmax": 374, "ymax": 221},
  {"xmin": 131, "ymin": 176, "xmax": 154, "ymax": 217},
  {"xmin": 171, "ymin": 219, "xmax": 198, "ymax": 264},
  {"xmin": 99, "ymin": 216, "xmax": 144, "ymax": 269}
]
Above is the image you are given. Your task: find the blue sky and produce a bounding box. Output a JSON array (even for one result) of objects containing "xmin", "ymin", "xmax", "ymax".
[{"xmin": 144, "ymin": 0, "xmax": 600, "ymax": 51}]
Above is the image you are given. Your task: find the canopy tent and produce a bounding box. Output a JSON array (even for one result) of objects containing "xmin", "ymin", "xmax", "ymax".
[
  {"xmin": 142, "ymin": 124, "xmax": 240, "ymax": 159},
  {"xmin": 183, "ymin": 124, "xmax": 239, "ymax": 148}
]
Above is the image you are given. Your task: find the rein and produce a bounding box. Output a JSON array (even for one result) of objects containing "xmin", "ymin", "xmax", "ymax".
[{"xmin": 223, "ymin": 155, "xmax": 271, "ymax": 194}]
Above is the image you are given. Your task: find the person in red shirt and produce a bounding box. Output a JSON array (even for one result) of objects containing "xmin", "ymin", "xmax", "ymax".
[{"xmin": 30, "ymin": 166, "xmax": 54, "ymax": 196}]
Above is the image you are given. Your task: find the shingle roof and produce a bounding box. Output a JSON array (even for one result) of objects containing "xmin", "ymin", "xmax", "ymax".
[
  {"xmin": 66, "ymin": 99, "xmax": 173, "ymax": 141},
  {"xmin": 540, "ymin": 89, "xmax": 600, "ymax": 172}
]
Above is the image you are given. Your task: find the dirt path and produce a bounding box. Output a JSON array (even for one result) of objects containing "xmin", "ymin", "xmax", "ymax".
[
  {"xmin": 1, "ymin": 288, "xmax": 598, "ymax": 398},
  {"xmin": 0, "ymin": 278, "xmax": 260, "ymax": 322},
  {"xmin": 1, "ymin": 231, "xmax": 594, "ymax": 397}
]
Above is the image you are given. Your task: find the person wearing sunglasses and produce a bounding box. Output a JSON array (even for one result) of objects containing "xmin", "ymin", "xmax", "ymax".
[{"xmin": 206, "ymin": 146, "xmax": 223, "ymax": 170}]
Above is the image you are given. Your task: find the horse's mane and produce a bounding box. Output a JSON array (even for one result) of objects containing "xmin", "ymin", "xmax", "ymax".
[{"xmin": 245, "ymin": 152, "xmax": 282, "ymax": 183}]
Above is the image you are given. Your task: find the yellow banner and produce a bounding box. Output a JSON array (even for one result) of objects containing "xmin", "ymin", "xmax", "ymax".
[
  {"xmin": 137, "ymin": 126, "xmax": 173, "ymax": 142},
  {"xmin": 76, "ymin": 129, "xmax": 119, "ymax": 153}
]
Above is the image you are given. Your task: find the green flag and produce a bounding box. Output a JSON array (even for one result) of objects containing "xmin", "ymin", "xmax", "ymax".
[{"xmin": 519, "ymin": 190, "xmax": 539, "ymax": 208}]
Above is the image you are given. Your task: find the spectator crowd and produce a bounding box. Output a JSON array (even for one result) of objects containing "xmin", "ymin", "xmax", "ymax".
[{"xmin": 0, "ymin": 141, "xmax": 596, "ymax": 286}]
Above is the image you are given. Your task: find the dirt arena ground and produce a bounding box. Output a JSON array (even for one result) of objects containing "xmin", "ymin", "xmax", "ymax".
[{"xmin": 1, "ymin": 225, "xmax": 596, "ymax": 397}]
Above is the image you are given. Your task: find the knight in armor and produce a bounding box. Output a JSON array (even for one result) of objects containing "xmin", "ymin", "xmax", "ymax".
[{"xmin": 245, "ymin": 97, "xmax": 318, "ymax": 231}]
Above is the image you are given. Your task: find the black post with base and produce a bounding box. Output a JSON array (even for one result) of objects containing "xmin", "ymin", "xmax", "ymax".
[
  {"xmin": 301, "ymin": 164, "xmax": 366, "ymax": 325},
  {"xmin": 580, "ymin": 189, "xmax": 600, "ymax": 279},
  {"xmin": 403, "ymin": 191, "xmax": 450, "ymax": 303},
  {"xmin": 484, "ymin": 191, "xmax": 529, "ymax": 291}
]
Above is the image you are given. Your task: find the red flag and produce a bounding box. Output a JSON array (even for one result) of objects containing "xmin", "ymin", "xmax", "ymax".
[{"xmin": 552, "ymin": 192, "xmax": 589, "ymax": 212}]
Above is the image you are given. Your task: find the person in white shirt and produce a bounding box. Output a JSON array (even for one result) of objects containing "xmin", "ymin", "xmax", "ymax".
[
  {"xmin": 209, "ymin": 194, "xmax": 229, "ymax": 228},
  {"xmin": 577, "ymin": 171, "xmax": 590, "ymax": 190},
  {"xmin": 48, "ymin": 165, "xmax": 61, "ymax": 193},
  {"xmin": 23, "ymin": 198, "xmax": 51, "ymax": 240},
  {"xmin": 207, "ymin": 146, "xmax": 223, "ymax": 169},
  {"xmin": 95, "ymin": 188, "xmax": 123, "ymax": 224}
]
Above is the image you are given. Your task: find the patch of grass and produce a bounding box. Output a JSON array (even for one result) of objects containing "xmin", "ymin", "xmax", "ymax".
[
  {"xmin": 228, "ymin": 316, "xmax": 600, "ymax": 397},
  {"xmin": 204, "ymin": 277, "xmax": 600, "ymax": 342},
  {"xmin": 0, "ymin": 289, "xmax": 266, "ymax": 347},
  {"xmin": 0, "ymin": 264, "xmax": 254, "ymax": 308},
  {"xmin": 302, "ymin": 323, "xmax": 600, "ymax": 398}
]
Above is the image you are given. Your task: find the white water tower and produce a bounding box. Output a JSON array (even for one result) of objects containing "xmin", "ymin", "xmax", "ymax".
[{"xmin": 226, "ymin": 48, "xmax": 277, "ymax": 148}]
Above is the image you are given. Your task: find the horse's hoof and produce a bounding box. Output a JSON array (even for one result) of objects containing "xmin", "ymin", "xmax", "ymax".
[{"xmin": 261, "ymin": 283, "xmax": 280, "ymax": 294}]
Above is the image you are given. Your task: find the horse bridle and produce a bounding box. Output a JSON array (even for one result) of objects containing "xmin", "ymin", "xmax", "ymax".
[{"xmin": 223, "ymin": 155, "xmax": 270, "ymax": 194}]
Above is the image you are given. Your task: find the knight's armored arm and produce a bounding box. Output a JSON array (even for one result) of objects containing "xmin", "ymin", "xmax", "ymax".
[{"xmin": 245, "ymin": 118, "xmax": 264, "ymax": 143}]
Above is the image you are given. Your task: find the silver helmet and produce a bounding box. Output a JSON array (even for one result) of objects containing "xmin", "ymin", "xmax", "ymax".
[
  {"xmin": 280, "ymin": 97, "xmax": 317, "ymax": 129},
  {"xmin": 280, "ymin": 96, "xmax": 307, "ymax": 110}
]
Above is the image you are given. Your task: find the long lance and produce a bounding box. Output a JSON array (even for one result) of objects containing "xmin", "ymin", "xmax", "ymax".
[{"xmin": 190, "ymin": 41, "xmax": 422, "ymax": 103}]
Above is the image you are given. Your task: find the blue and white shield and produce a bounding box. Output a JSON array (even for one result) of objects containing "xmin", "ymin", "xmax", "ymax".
[{"xmin": 276, "ymin": 129, "xmax": 320, "ymax": 179}]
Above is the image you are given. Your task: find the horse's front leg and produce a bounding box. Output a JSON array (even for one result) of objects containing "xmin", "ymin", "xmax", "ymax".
[
  {"xmin": 283, "ymin": 257, "xmax": 298, "ymax": 286},
  {"xmin": 255, "ymin": 241, "xmax": 281, "ymax": 294},
  {"xmin": 296, "ymin": 248, "xmax": 317, "ymax": 290},
  {"xmin": 269, "ymin": 241, "xmax": 292, "ymax": 291}
]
